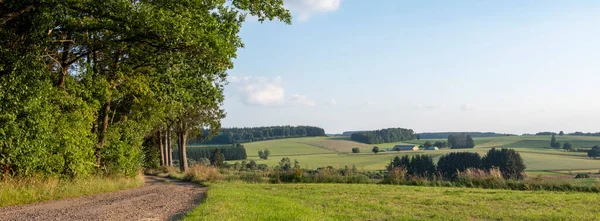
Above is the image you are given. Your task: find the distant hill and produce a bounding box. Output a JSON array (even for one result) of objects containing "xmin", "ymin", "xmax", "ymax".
[{"xmin": 418, "ymin": 132, "xmax": 516, "ymax": 139}]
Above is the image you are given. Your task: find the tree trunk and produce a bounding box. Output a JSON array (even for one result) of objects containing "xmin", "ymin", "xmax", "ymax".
[
  {"xmin": 178, "ymin": 130, "xmax": 188, "ymax": 172},
  {"xmin": 167, "ymin": 129, "xmax": 173, "ymax": 166},
  {"xmin": 158, "ymin": 129, "xmax": 165, "ymax": 166},
  {"xmin": 96, "ymin": 98, "xmax": 111, "ymax": 165}
]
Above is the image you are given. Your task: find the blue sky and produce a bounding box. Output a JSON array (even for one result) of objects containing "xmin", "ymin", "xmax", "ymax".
[{"xmin": 222, "ymin": 0, "xmax": 600, "ymax": 134}]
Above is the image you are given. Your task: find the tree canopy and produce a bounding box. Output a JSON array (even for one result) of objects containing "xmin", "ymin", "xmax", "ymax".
[
  {"xmin": 0, "ymin": 0, "xmax": 291, "ymax": 177},
  {"xmin": 350, "ymin": 128, "xmax": 416, "ymax": 144}
]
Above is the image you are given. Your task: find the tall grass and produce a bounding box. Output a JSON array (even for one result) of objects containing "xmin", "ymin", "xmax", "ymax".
[{"xmin": 0, "ymin": 174, "xmax": 144, "ymax": 207}]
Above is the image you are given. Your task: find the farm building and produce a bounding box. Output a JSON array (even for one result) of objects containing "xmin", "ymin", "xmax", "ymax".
[
  {"xmin": 426, "ymin": 146, "xmax": 439, "ymax": 150},
  {"xmin": 393, "ymin": 145, "xmax": 419, "ymax": 151}
]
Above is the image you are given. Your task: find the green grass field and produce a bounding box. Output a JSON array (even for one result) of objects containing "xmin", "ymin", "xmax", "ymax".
[
  {"xmin": 185, "ymin": 182, "xmax": 600, "ymax": 220},
  {"xmin": 222, "ymin": 135, "xmax": 600, "ymax": 172}
]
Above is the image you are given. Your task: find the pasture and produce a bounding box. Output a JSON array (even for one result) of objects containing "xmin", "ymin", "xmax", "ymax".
[
  {"xmin": 185, "ymin": 182, "xmax": 600, "ymax": 220},
  {"xmin": 226, "ymin": 135, "xmax": 600, "ymax": 172}
]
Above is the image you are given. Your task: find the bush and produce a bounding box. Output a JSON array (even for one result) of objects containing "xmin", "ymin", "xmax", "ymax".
[
  {"xmin": 386, "ymin": 155, "xmax": 435, "ymax": 179},
  {"xmin": 351, "ymin": 148, "xmax": 360, "ymax": 153},
  {"xmin": 575, "ymin": 173, "xmax": 590, "ymax": 179},
  {"xmin": 437, "ymin": 152, "xmax": 482, "ymax": 180}
]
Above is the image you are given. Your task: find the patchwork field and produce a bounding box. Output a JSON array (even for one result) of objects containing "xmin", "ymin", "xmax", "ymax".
[
  {"xmin": 185, "ymin": 182, "xmax": 600, "ymax": 220},
  {"xmin": 225, "ymin": 135, "xmax": 600, "ymax": 172}
]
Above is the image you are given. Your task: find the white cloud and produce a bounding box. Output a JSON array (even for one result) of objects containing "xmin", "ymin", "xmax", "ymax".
[
  {"xmin": 460, "ymin": 104, "xmax": 476, "ymax": 111},
  {"xmin": 229, "ymin": 76, "xmax": 315, "ymax": 107},
  {"xmin": 289, "ymin": 94, "xmax": 316, "ymax": 106},
  {"xmin": 284, "ymin": 0, "xmax": 341, "ymax": 21}
]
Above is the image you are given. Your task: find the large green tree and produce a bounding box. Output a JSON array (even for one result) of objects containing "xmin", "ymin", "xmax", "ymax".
[{"xmin": 0, "ymin": 0, "xmax": 291, "ymax": 177}]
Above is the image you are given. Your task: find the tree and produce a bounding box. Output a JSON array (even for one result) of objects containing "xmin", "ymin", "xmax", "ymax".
[
  {"xmin": 416, "ymin": 134, "xmax": 421, "ymax": 140},
  {"xmin": 258, "ymin": 149, "xmax": 271, "ymax": 160},
  {"xmin": 550, "ymin": 135, "xmax": 559, "ymax": 148},
  {"xmin": 433, "ymin": 141, "xmax": 448, "ymax": 149},
  {"xmin": 588, "ymin": 145, "xmax": 600, "ymax": 159},
  {"xmin": 437, "ymin": 152, "xmax": 482, "ymax": 180},
  {"xmin": 372, "ymin": 146, "xmax": 380, "ymax": 154},
  {"xmin": 408, "ymin": 155, "xmax": 436, "ymax": 179},
  {"xmin": 465, "ymin": 135, "xmax": 475, "ymax": 148},
  {"xmin": 559, "ymin": 131, "xmax": 565, "ymax": 136},
  {"xmin": 563, "ymin": 142, "xmax": 573, "ymax": 152},
  {"xmin": 352, "ymin": 148, "xmax": 360, "ymax": 153},
  {"xmin": 0, "ymin": 0, "xmax": 291, "ymax": 177},
  {"xmin": 210, "ymin": 149, "xmax": 225, "ymax": 167},
  {"xmin": 423, "ymin": 141, "xmax": 433, "ymax": 148},
  {"xmin": 482, "ymin": 148, "xmax": 526, "ymax": 179}
]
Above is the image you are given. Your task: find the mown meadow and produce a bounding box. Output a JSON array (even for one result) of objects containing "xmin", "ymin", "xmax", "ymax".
[{"xmin": 185, "ymin": 182, "xmax": 600, "ymax": 220}]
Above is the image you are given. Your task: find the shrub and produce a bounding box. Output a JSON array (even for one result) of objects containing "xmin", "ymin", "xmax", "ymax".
[
  {"xmin": 351, "ymin": 148, "xmax": 360, "ymax": 153},
  {"xmin": 437, "ymin": 152, "xmax": 482, "ymax": 180},
  {"xmin": 258, "ymin": 149, "xmax": 270, "ymax": 160},
  {"xmin": 382, "ymin": 168, "xmax": 407, "ymax": 184},
  {"xmin": 575, "ymin": 173, "xmax": 590, "ymax": 179},
  {"xmin": 210, "ymin": 149, "xmax": 225, "ymax": 167}
]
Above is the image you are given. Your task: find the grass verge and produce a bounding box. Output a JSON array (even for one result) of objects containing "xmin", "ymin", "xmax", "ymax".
[
  {"xmin": 0, "ymin": 174, "xmax": 144, "ymax": 207},
  {"xmin": 185, "ymin": 182, "xmax": 600, "ymax": 220}
]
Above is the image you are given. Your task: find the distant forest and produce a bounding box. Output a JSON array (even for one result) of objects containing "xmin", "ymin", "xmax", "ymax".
[
  {"xmin": 418, "ymin": 132, "xmax": 515, "ymax": 139},
  {"xmin": 350, "ymin": 128, "xmax": 416, "ymax": 144},
  {"xmin": 534, "ymin": 131, "xmax": 600, "ymax": 136},
  {"xmin": 190, "ymin": 126, "xmax": 326, "ymax": 144}
]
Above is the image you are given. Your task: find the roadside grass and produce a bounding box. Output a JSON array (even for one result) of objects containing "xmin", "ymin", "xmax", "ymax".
[
  {"xmin": 185, "ymin": 182, "xmax": 600, "ymax": 221},
  {"xmin": 0, "ymin": 174, "xmax": 144, "ymax": 207}
]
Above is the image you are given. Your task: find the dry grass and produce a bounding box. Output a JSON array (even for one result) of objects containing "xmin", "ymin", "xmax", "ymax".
[
  {"xmin": 184, "ymin": 165, "xmax": 223, "ymax": 183},
  {"xmin": 0, "ymin": 174, "xmax": 144, "ymax": 207}
]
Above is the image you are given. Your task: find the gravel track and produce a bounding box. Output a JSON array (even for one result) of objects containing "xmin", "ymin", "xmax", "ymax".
[{"xmin": 0, "ymin": 176, "xmax": 206, "ymax": 221}]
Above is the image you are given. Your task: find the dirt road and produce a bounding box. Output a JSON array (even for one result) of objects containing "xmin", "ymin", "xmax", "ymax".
[{"xmin": 0, "ymin": 176, "xmax": 206, "ymax": 221}]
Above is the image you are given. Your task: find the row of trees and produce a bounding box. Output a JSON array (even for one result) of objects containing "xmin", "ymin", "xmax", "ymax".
[
  {"xmin": 387, "ymin": 148, "xmax": 526, "ymax": 180},
  {"xmin": 423, "ymin": 141, "xmax": 449, "ymax": 149},
  {"xmin": 447, "ymin": 134, "xmax": 475, "ymax": 149},
  {"xmin": 418, "ymin": 132, "xmax": 514, "ymax": 139},
  {"xmin": 350, "ymin": 128, "xmax": 416, "ymax": 144},
  {"xmin": 190, "ymin": 126, "xmax": 326, "ymax": 144},
  {"xmin": 0, "ymin": 0, "xmax": 291, "ymax": 178},
  {"xmin": 172, "ymin": 144, "xmax": 247, "ymax": 165}
]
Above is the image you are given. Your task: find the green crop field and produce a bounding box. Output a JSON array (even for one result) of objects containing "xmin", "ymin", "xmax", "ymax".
[
  {"xmin": 220, "ymin": 135, "xmax": 600, "ymax": 172},
  {"xmin": 185, "ymin": 182, "xmax": 600, "ymax": 220}
]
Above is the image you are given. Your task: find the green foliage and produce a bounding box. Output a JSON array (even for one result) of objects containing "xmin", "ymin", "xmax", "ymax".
[
  {"xmin": 387, "ymin": 155, "xmax": 435, "ymax": 179},
  {"xmin": 562, "ymin": 142, "xmax": 573, "ymax": 151},
  {"xmin": 210, "ymin": 149, "xmax": 225, "ymax": 167},
  {"xmin": 423, "ymin": 141, "xmax": 432, "ymax": 148},
  {"xmin": 448, "ymin": 134, "xmax": 475, "ymax": 149},
  {"xmin": 588, "ymin": 145, "xmax": 600, "ymax": 159},
  {"xmin": 482, "ymin": 148, "xmax": 526, "ymax": 180},
  {"xmin": 575, "ymin": 173, "xmax": 589, "ymax": 179},
  {"xmin": 550, "ymin": 135, "xmax": 560, "ymax": 148},
  {"xmin": 0, "ymin": 0, "xmax": 290, "ymax": 178},
  {"xmin": 258, "ymin": 149, "xmax": 270, "ymax": 160},
  {"xmin": 351, "ymin": 148, "xmax": 360, "ymax": 153},
  {"xmin": 372, "ymin": 146, "xmax": 380, "ymax": 154},
  {"xmin": 433, "ymin": 141, "xmax": 448, "ymax": 148},
  {"xmin": 350, "ymin": 128, "xmax": 416, "ymax": 144},
  {"xmin": 175, "ymin": 145, "xmax": 247, "ymax": 163},
  {"xmin": 193, "ymin": 126, "xmax": 326, "ymax": 144},
  {"xmin": 437, "ymin": 152, "xmax": 482, "ymax": 180}
]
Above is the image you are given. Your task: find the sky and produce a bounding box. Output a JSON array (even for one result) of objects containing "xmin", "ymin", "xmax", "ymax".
[{"xmin": 221, "ymin": 0, "xmax": 600, "ymax": 134}]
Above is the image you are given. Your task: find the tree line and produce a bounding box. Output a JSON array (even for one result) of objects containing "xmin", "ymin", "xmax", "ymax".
[
  {"xmin": 350, "ymin": 128, "xmax": 416, "ymax": 144},
  {"xmin": 418, "ymin": 132, "xmax": 515, "ymax": 139},
  {"xmin": 189, "ymin": 126, "xmax": 326, "ymax": 144},
  {"xmin": 172, "ymin": 144, "xmax": 247, "ymax": 166},
  {"xmin": 0, "ymin": 1, "xmax": 291, "ymax": 178},
  {"xmin": 387, "ymin": 148, "xmax": 526, "ymax": 180}
]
